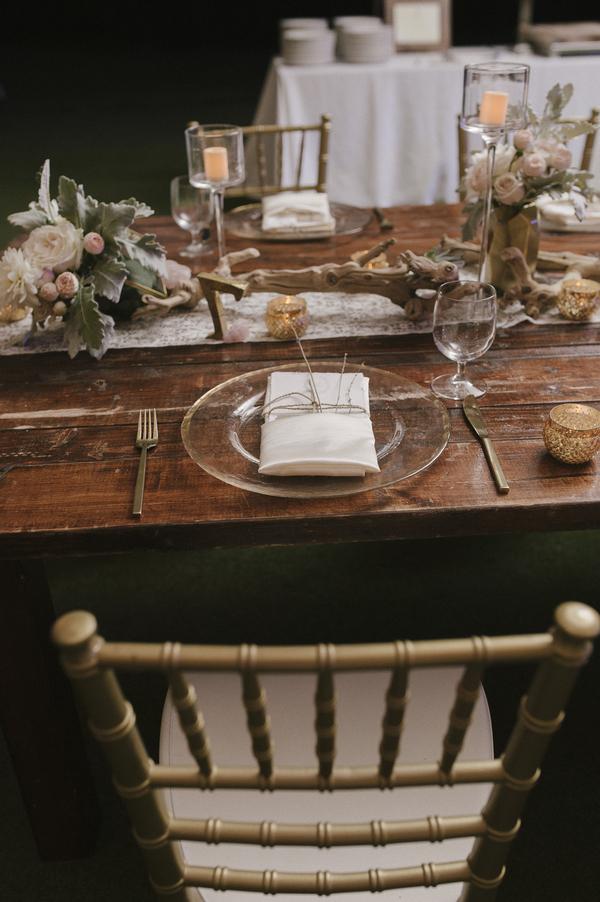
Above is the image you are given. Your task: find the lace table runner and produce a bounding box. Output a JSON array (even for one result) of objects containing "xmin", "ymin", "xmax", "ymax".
[{"xmin": 1, "ymin": 291, "xmax": 598, "ymax": 356}]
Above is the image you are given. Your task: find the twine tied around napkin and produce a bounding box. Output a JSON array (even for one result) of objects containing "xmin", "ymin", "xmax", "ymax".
[{"xmin": 258, "ymin": 332, "xmax": 380, "ymax": 477}]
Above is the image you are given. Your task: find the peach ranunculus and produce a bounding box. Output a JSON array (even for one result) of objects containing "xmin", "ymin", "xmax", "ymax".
[
  {"xmin": 548, "ymin": 144, "xmax": 572, "ymax": 171},
  {"xmin": 494, "ymin": 173, "xmax": 526, "ymax": 205},
  {"xmin": 22, "ymin": 217, "xmax": 84, "ymax": 274},
  {"xmin": 520, "ymin": 152, "xmax": 547, "ymax": 178}
]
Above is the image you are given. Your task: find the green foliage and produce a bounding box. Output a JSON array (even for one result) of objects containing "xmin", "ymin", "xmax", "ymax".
[
  {"xmin": 92, "ymin": 257, "xmax": 129, "ymax": 303},
  {"xmin": 57, "ymin": 176, "xmax": 98, "ymax": 231},
  {"xmin": 63, "ymin": 281, "xmax": 115, "ymax": 359},
  {"xmin": 116, "ymin": 231, "xmax": 166, "ymax": 275}
]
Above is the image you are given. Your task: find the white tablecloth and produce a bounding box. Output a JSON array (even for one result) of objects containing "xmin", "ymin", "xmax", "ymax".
[{"xmin": 254, "ymin": 47, "xmax": 600, "ymax": 207}]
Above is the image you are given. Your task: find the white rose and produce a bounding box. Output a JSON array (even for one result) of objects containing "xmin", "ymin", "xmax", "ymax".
[
  {"xmin": 22, "ymin": 217, "xmax": 84, "ymax": 274},
  {"xmin": 0, "ymin": 247, "xmax": 41, "ymax": 309},
  {"xmin": 494, "ymin": 173, "xmax": 525, "ymax": 205},
  {"xmin": 464, "ymin": 144, "xmax": 516, "ymax": 198}
]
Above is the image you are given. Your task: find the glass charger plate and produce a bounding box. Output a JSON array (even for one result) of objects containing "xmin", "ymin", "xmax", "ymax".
[
  {"xmin": 224, "ymin": 202, "xmax": 372, "ymax": 242},
  {"xmin": 181, "ymin": 362, "xmax": 449, "ymax": 498}
]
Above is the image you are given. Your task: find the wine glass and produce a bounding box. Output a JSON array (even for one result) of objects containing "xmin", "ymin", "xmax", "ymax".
[
  {"xmin": 461, "ymin": 62, "xmax": 530, "ymax": 280},
  {"xmin": 431, "ymin": 280, "xmax": 497, "ymax": 401},
  {"xmin": 185, "ymin": 123, "xmax": 245, "ymax": 259},
  {"xmin": 170, "ymin": 176, "xmax": 214, "ymax": 258}
]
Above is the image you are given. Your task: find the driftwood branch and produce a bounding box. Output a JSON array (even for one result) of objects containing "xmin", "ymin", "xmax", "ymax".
[
  {"xmin": 441, "ymin": 234, "xmax": 600, "ymax": 276},
  {"xmin": 499, "ymin": 248, "xmax": 561, "ymax": 317}
]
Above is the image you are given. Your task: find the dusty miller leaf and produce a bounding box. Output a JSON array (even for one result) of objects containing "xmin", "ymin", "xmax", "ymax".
[
  {"xmin": 93, "ymin": 202, "xmax": 137, "ymax": 242},
  {"xmin": 8, "ymin": 203, "xmax": 49, "ymax": 230},
  {"xmin": 543, "ymin": 83, "xmax": 573, "ymax": 121},
  {"xmin": 37, "ymin": 159, "xmax": 58, "ymax": 223},
  {"xmin": 558, "ymin": 121, "xmax": 596, "ymax": 143},
  {"xmin": 91, "ymin": 257, "xmax": 129, "ymax": 303},
  {"xmin": 115, "ymin": 231, "xmax": 167, "ymax": 275},
  {"xmin": 117, "ymin": 198, "xmax": 155, "ymax": 219},
  {"xmin": 63, "ymin": 281, "xmax": 114, "ymax": 358},
  {"xmin": 57, "ymin": 176, "xmax": 98, "ymax": 231}
]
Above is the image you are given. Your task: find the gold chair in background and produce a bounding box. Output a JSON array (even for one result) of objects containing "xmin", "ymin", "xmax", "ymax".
[
  {"xmin": 53, "ymin": 601, "xmax": 599, "ymax": 901},
  {"xmin": 187, "ymin": 115, "xmax": 331, "ymax": 199},
  {"xmin": 457, "ymin": 109, "xmax": 599, "ymax": 198}
]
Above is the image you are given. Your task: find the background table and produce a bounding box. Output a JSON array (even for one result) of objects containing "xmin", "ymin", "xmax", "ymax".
[
  {"xmin": 255, "ymin": 48, "xmax": 600, "ymax": 207},
  {"xmin": 1, "ymin": 204, "xmax": 600, "ymax": 861}
]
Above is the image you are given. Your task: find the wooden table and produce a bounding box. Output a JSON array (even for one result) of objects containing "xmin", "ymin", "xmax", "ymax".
[{"xmin": 1, "ymin": 204, "xmax": 599, "ymax": 859}]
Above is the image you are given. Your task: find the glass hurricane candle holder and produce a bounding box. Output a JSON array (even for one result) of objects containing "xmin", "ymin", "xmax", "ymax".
[
  {"xmin": 185, "ymin": 123, "xmax": 245, "ymax": 260},
  {"xmin": 461, "ymin": 62, "xmax": 530, "ymax": 281}
]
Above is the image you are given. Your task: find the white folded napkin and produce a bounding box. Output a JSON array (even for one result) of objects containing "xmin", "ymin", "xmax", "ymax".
[
  {"xmin": 258, "ymin": 371, "xmax": 380, "ymax": 477},
  {"xmin": 261, "ymin": 191, "xmax": 336, "ymax": 235},
  {"xmin": 538, "ymin": 196, "xmax": 600, "ymax": 232}
]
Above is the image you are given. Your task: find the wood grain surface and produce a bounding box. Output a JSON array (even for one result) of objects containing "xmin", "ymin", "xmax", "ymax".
[{"xmin": 1, "ymin": 205, "xmax": 599, "ymax": 558}]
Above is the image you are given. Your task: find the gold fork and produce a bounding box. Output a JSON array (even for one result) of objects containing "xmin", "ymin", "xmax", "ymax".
[{"xmin": 132, "ymin": 409, "xmax": 158, "ymax": 518}]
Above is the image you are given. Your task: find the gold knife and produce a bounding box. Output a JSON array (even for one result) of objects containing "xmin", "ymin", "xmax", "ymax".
[{"xmin": 463, "ymin": 395, "xmax": 510, "ymax": 494}]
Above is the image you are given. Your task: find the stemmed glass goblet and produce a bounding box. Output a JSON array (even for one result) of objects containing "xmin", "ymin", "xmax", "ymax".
[
  {"xmin": 461, "ymin": 62, "xmax": 530, "ymax": 281},
  {"xmin": 170, "ymin": 176, "xmax": 214, "ymax": 258},
  {"xmin": 185, "ymin": 124, "xmax": 245, "ymax": 260},
  {"xmin": 431, "ymin": 280, "xmax": 497, "ymax": 401}
]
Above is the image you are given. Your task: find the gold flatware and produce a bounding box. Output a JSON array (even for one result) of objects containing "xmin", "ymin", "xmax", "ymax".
[
  {"xmin": 463, "ymin": 396, "xmax": 510, "ymax": 494},
  {"xmin": 133, "ymin": 409, "xmax": 158, "ymax": 518},
  {"xmin": 373, "ymin": 207, "xmax": 393, "ymax": 231}
]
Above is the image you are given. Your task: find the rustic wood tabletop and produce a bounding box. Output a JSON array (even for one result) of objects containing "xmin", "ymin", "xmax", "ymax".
[{"xmin": 1, "ymin": 203, "xmax": 599, "ymax": 862}]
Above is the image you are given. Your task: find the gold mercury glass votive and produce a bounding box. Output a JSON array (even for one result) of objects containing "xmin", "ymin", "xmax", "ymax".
[
  {"xmin": 543, "ymin": 403, "xmax": 600, "ymax": 464},
  {"xmin": 265, "ymin": 295, "xmax": 309, "ymax": 340},
  {"xmin": 557, "ymin": 278, "xmax": 600, "ymax": 321}
]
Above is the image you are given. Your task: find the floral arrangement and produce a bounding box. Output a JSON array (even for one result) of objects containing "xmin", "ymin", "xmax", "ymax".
[
  {"xmin": 462, "ymin": 83, "xmax": 596, "ymax": 239},
  {"xmin": 0, "ymin": 161, "xmax": 167, "ymax": 357}
]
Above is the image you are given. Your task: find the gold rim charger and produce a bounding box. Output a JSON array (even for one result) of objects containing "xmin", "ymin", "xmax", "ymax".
[
  {"xmin": 224, "ymin": 202, "xmax": 372, "ymax": 242},
  {"xmin": 181, "ymin": 362, "xmax": 450, "ymax": 498}
]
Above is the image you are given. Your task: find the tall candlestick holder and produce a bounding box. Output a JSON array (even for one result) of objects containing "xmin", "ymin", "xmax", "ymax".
[
  {"xmin": 461, "ymin": 63, "xmax": 530, "ymax": 282},
  {"xmin": 185, "ymin": 124, "xmax": 245, "ymax": 259}
]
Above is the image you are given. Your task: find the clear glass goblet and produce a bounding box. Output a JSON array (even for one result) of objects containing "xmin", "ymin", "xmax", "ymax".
[
  {"xmin": 170, "ymin": 176, "xmax": 214, "ymax": 258},
  {"xmin": 185, "ymin": 123, "xmax": 245, "ymax": 259},
  {"xmin": 431, "ymin": 280, "xmax": 497, "ymax": 401}
]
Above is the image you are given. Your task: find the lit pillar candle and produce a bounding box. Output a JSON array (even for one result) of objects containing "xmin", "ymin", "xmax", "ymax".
[
  {"xmin": 479, "ymin": 91, "xmax": 509, "ymax": 127},
  {"xmin": 203, "ymin": 146, "xmax": 229, "ymax": 181}
]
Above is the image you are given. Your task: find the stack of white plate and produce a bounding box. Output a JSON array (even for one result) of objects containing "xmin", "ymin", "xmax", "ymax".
[
  {"xmin": 337, "ymin": 24, "xmax": 394, "ymax": 64},
  {"xmin": 280, "ymin": 18, "xmax": 329, "ymax": 33},
  {"xmin": 282, "ymin": 29, "xmax": 336, "ymax": 66},
  {"xmin": 333, "ymin": 16, "xmax": 383, "ymax": 31}
]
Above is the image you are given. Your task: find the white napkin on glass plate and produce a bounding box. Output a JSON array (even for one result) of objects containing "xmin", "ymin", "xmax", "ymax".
[
  {"xmin": 538, "ymin": 196, "xmax": 600, "ymax": 232},
  {"xmin": 261, "ymin": 191, "xmax": 336, "ymax": 235},
  {"xmin": 258, "ymin": 371, "xmax": 380, "ymax": 477}
]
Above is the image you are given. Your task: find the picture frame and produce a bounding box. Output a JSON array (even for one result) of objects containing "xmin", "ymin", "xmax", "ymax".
[{"xmin": 384, "ymin": 0, "xmax": 452, "ymax": 52}]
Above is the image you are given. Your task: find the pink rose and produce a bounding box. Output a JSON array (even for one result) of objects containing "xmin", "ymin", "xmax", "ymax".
[
  {"xmin": 83, "ymin": 232, "xmax": 105, "ymax": 255},
  {"xmin": 548, "ymin": 145, "xmax": 572, "ymax": 171},
  {"xmin": 55, "ymin": 271, "xmax": 79, "ymax": 299},
  {"xmin": 38, "ymin": 281, "xmax": 59, "ymax": 303},
  {"xmin": 39, "ymin": 268, "xmax": 55, "ymax": 285},
  {"xmin": 514, "ymin": 129, "xmax": 533, "ymax": 151},
  {"xmin": 520, "ymin": 152, "xmax": 547, "ymax": 178},
  {"xmin": 494, "ymin": 173, "xmax": 525, "ymax": 205}
]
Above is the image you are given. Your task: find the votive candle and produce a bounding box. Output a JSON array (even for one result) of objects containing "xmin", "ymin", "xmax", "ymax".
[
  {"xmin": 479, "ymin": 91, "xmax": 509, "ymax": 127},
  {"xmin": 203, "ymin": 146, "xmax": 229, "ymax": 182}
]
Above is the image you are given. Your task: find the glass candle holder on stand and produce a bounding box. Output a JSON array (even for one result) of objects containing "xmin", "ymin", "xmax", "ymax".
[
  {"xmin": 461, "ymin": 63, "xmax": 530, "ymax": 281},
  {"xmin": 185, "ymin": 124, "xmax": 245, "ymax": 260}
]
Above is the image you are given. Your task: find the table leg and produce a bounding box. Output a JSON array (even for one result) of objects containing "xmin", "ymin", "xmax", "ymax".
[{"xmin": 0, "ymin": 559, "xmax": 99, "ymax": 859}]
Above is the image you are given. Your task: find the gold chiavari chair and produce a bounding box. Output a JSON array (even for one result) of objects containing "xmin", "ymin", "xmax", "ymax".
[
  {"xmin": 53, "ymin": 601, "xmax": 599, "ymax": 901},
  {"xmin": 457, "ymin": 108, "xmax": 599, "ymax": 198},
  {"xmin": 186, "ymin": 116, "xmax": 331, "ymax": 199}
]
